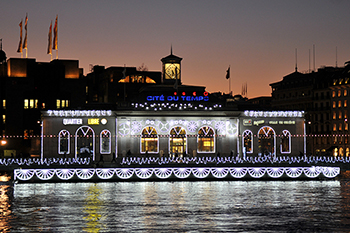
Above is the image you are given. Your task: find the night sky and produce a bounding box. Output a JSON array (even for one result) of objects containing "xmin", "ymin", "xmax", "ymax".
[{"xmin": 1, "ymin": 0, "xmax": 350, "ymax": 98}]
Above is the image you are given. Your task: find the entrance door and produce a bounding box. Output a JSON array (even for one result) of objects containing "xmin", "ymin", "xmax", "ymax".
[{"xmin": 169, "ymin": 127, "xmax": 187, "ymax": 157}]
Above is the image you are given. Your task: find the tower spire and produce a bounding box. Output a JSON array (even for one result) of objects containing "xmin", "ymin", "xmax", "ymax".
[
  {"xmin": 0, "ymin": 38, "xmax": 2, "ymax": 50},
  {"xmin": 170, "ymin": 44, "xmax": 173, "ymax": 55}
]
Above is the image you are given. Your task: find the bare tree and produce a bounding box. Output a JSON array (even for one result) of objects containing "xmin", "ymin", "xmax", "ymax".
[{"xmin": 137, "ymin": 63, "xmax": 148, "ymax": 71}]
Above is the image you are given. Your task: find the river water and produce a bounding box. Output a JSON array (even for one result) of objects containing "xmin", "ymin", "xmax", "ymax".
[{"xmin": 1, "ymin": 179, "xmax": 350, "ymax": 232}]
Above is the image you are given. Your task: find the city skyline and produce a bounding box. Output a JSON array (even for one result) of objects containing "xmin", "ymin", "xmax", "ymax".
[{"xmin": 1, "ymin": 0, "xmax": 350, "ymax": 98}]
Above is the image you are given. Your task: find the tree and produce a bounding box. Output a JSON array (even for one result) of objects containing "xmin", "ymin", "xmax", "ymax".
[{"xmin": 137, "ymin": 63, "xmax": 148, "ymax": 71}]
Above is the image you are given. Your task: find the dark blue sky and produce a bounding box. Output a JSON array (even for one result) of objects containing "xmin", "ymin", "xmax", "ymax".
[{"xmin": 1, "ymin": 0, "xmax": 350, "ymax": 97}]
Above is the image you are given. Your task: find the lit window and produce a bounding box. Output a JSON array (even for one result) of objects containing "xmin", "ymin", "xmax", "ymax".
[
  {"xmin": 242, "ymin": 130, "xmax": 253, "ymax": 154},
  {"xmin": 141, "ymin": 127, "xmax": 158, "ymax": 154},
  {"xmin": 258, "ymin": 126, "xmax": 275, "ymax": 155},
  {"xmin": 338, "ymin": 90, "xmax": 342, "ymax": 97},
  {"xmin": 2, "ymin": 115, "xmax": 5, "ymax": 124},
  {"xmin": 345, "ymin": 100, "xmax": 348, "ymax": 107},
  {"xmin": 345, "ymin": 123, "xmax": 348, "ymax": 131},
  {"xmin": 332, "ymin": 91, "xmax": 336, "ymax": 97},
  {"xmin": 56, "ymin": 99, "xmax": 60, "ymax": 109},
  {"xmin": 2, "ymin": 100, "xmax": 5, "ymax": 109},
  {"xmin": 76, "ymin": 126, "xmax": 95, "ymax": 160},
  {"xmin": 345, "ymin": 110, "xmax": 348, "ymax": 119},
  {"xmin": 86, "ymin": 86, "xmax": 88, "ymax": 94},
  {"xmin": 197, "ymin": 127, "xmax": 215, "ymax": 153},
  {"xmin": 30, "ymin": 99, "xmax": 34, "ymax": 108},
  {"xmin": 280, "ymin": 130, "xmax": 291, "ymax": 153},
  {"xmin": 61, "ymin": 100, "xmax": 65, "ymax": 108},
  {"xmin": 333, "ymin": 112, "xmax": 336, "ymax": 120},
  {"xmin": 58, "ymin": 130, "xmax": 70, "ymax": 154},
  {"xmin": 145, "ymin": 77, "xmax": 156, "ymax": 83},
  {"xmin": 333, "ymin": 101, "xmax": 336, "ymax": 108},
  {"xmin": 66, "ymin": 100, "xmax": 69, "ymax": 107},
  {"xmin": 170, "ymin": 127, "xmax": 187, "ymax": 156},
  {"xmin": 345, "ymin": 90, "xmax": 348, "ymax": 97},
  {"xmin": 333, "ymin": 124, "xmax": 337, "ymax": 131},
  {"xmin": 339, "ymin": 101, "xmax": 342, "ymax": 108},
  {"xmin": 339, "ymin": 123, "xmax": 343, "ymax": 131},
  {"xmin": 24, "ymin": 99, "xmax": 29, "ymax": 109},
  {"xmin": 24, "ymin": 129, "xmax": 28, "ymax": 139},
  {"xmin": 339, "ymin": 111, "xmax": 342, "ymax": 119},
  {"xmin": 100, "ymin": 130, "xmax": 111, "ymax": 154}
]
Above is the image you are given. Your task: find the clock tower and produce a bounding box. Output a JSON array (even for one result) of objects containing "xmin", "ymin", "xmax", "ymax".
[{"xmin": 161, "ymin": 47, "xmax": 182, "ymax": 85}]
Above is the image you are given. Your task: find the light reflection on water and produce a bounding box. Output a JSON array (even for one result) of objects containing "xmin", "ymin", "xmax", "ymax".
[{"xmin": 0, "ymin": 180, "xmax": 349, "ymax": 232}]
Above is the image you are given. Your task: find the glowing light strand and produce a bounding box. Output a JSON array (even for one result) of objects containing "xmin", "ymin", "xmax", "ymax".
[{"xmin": 13, "ymin": 166, "xmax": 340, "ymax": 181}]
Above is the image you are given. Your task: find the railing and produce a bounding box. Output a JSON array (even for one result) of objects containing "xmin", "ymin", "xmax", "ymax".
[{"xmin": 0, "ymin": 155, "xmax": 349, "ymax": 168}]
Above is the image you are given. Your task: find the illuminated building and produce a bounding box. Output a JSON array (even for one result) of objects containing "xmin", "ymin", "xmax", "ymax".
[
  {"xmin": 270, "ymin": 62, "xmax": 350, "ymax": 156},
  {"xmin": 40, "ymin": 51, "xmax": 306, "ymax": 160},
  {"xmin": 0, "ymin": 44, "xmax": 86, "ymax": 156}
]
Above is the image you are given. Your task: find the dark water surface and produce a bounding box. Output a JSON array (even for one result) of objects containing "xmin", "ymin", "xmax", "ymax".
[{"xmin": 1, "ymin": 179, "xmax": 350, "ymax": 232}]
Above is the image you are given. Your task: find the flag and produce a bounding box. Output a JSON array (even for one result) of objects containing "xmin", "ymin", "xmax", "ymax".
[
  {"xmin": 226, "ymin": 66, "xmax": 230, "ymax": 79},
  {"xmin": 47, "ymin": 21, "xmax": 52, "ymax": 55},
  {"xmin": 23, "ymin": 14, "xmax": 28, "ymax": 49},
  {"xmin": 52, "ymin": 15, "xmax": 58, "ymax": 50},
  {"xmin": 17, "ymin": 20, "xmax": 23, "ymax": 53}
]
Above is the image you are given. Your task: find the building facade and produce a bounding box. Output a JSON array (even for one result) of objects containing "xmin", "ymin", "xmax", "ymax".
[
  {"xmin": 270, "ymin": 63, "xmax": 350, "ymax": 156},
  {"xmin": 0, "ymin": 55, "xmax": 86, "ymax": 156},
  {"xmin": 41, "ymin": 108, "xmax": 305, "ymax": 160}
]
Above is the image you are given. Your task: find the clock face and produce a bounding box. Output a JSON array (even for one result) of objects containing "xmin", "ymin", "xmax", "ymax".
[{"xmin": 165, "ymin": 63, "xmax": 180, "ymax": 80}]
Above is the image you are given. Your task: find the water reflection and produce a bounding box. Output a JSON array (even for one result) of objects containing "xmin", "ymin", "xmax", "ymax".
[
  {"xmin": 8, "ymin": 180, "xmax": 350, "ymax": 232},
  {"xmin": 0, "ymin": 184, "xmax": 12, "ymax": 232},
  {"xmin": 83, "ymin": 184, "xmax": 105, "ymax": 232}
]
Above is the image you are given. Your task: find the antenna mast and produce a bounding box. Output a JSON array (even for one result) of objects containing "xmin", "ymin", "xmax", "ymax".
[
  {"xmin": 313, "ymin": 44, "xmax": 316, "ymax": 71},
  {"xmin": 295, "ymin": 48, "xmax": 298, "ymax": 72},
  {"xmin": 336, "ymin": 46, "xmax": 338, "ymax": 67}
]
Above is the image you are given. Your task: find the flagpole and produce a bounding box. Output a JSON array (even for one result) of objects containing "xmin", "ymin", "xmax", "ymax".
[
  {"xmin": 228, "ymin": 65, "xmax": 231, "ymax": 95},
  {"xmin": 229, "ymin": 73, "xmax": 231, "ymax": 95}
]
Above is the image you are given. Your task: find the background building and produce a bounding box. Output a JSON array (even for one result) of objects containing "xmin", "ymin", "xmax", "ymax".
[
  {"xmin": 0, "ymin": 45, "xmax": 86, "ymax": 156},
  {"xmin": 270, "ymin": 63, "xmax": 350, "ymax": 156}
]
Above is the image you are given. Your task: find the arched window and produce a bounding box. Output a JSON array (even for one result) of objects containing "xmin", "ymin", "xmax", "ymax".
[
  {"xmin": 169, "ymin": 127, "xmax": 187, "ymax": 156},
  {"xmin": 100, "ymin": 129, "xmax": 111, "ymax": 154},
  {"xmin": 258, "ymin": 126, "xmax": 276, "ymax": 156},
  {"xmin": 197, "ymin": 126, "xmax": 215, "ymax": 153},
  {"xmin": 339, "ymin": 147, "xmax": 344, "ymax": 157},
  {"xmin": 75, "ymin": 126, "xmax": 95, "ymax": 160},
  {"xmin": 242, "ymin": 130, "xmax": 253, "ymax": 154},
  {"xmin": 280, "ymin": 130, "xmax": 291, "ymax": 154},
  {"xmin": 58, "ymin": 130, "xmax": 70, "ymax": 155},
  {"xmin": 141, "ymin": 126, "xmax": 158, "ymax": 154}
]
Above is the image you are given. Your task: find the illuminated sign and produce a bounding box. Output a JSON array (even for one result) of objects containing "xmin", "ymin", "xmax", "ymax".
[
  {"xmin": 243, "ymin": 119, "xmax": 252, "ymax": 126},
  {"xmin": 48, "ymin": 110, "xmax": 112, "ymax": 117},
  {"xmin": 88, "ymin": 118, "xmax": 100, "ymax": 125},
  {"xmin": 244, "ymin": 120, "xmax": 296, "ymax": 127},
  {"xmin": 253, "ymin": 120, "xmax": 265, "ymax": 126},
  {"xmin": 244, "ymin": 110, "xmax": 304, "ymax": 118},
  {"xmin": 146, "ymin": 91, "xmax": 209, "ymax": 102},
  {"xmin": 63, "ymin": 118, "xmax": 83, "ymax": 125}
]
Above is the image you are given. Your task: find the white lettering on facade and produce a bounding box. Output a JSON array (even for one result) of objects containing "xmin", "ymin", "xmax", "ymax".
[
  {"xmin": 48, "ymin": 110, "xmax": 112, "ymax": 117},
  {"xmin": 63, "ymin": 118, "xmax": 83, "ymax": 125}
]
